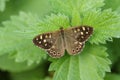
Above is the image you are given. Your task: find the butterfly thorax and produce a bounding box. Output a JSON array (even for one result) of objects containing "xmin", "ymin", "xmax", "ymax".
[
  {"xmin": 60, "ymin": 27, "xmax": 66, "ymax": 48},
  {"xmin": 60, "ymin": 27, "xmax": 65, "ymax": 39}
]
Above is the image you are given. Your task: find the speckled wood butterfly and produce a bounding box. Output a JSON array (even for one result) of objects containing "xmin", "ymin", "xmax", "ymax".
[{"xmin": 33, "ymin": 26, "xmax": 93, "ymax": 58}]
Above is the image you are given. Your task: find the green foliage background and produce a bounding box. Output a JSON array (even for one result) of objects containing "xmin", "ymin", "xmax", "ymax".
[{"xmin": 0, "ymin": 0, "xmax": 120, "ymax": 80}]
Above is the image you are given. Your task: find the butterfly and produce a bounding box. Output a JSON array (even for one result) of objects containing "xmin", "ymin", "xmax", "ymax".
[{"xmin": 33, "ymin": 26, "xmax": 93, "ymax": 58}]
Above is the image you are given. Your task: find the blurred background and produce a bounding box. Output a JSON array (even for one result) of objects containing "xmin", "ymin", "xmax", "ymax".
[
  {"xmin": 0, "ymin": 0, "xmax": 51, "ymax": 25},
  {"xmin": 0, "ymin": 0, "xmax": 120, "ymax": 80}
]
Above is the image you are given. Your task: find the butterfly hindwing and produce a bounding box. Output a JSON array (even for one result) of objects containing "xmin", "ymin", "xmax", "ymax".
[
  {"xmin": 46, "ymin": 34, "xmax": 65, "ymax": 58},
  {"xmin": 64, "ymin": 35, "xmax": 85, "ymax": 55}
]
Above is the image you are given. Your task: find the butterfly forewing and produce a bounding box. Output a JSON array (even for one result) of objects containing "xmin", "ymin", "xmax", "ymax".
[
  {"xmin": 33, "ymin": 31, "xmax": 65, "ymax": 58},
  {"xmin": 64, "ymin": 26, "xmax": 93, "ymax": 55},
  {"xmin": 33, "ymin": 33, "xmax": 54, "ymax": 49}
]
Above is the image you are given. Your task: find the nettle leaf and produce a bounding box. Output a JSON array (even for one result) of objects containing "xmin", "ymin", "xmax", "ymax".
[
  {"xmin": 82, "ymin": 9, "xmax": 120, "ymax": 44},
  {"xmin": 0, "ymin": 0, "xmax": 9, "ymax": 12},
  {"xmin": 50, "ymin": 0, "xmax": 120, "ymax": 44},
  {"xmin": 0, "ymin": 12, "xmax": 47, "ymax": 65},
  {"xmin": 10, "ymin": 13, "xmax": 70, "ymax": 39},
  {"xmin": 49, "ymin": 44, "xmax": 111, "ymax": 80},
  {"xmin": 50, "ymin": 0, "xmax": 104, "ymax": 16},
  {"xmin": 37, "ymin": 13, "xmax": 70, "ymax": 33}
]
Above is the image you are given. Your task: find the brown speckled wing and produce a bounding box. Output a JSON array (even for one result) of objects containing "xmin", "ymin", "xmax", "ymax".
[
  {"xmin": 64, "ymin": 26, "xmax": 93, "ymax": 55},
  {"xmin": 33, "ymin": 25, "xmax": 93, "ymax": 58},
  {"xmin": 33, "ymin": 31, "xmax": 65, "ymax": 58}
]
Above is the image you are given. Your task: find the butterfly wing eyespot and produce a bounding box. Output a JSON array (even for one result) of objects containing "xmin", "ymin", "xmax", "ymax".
[
  {"xmin": 65, "ymin": 38, "xmax": 85, "ymax": 55},
  {"xmin": 46, "ymin": 34, "xmax": 65, "ymax": 58}
]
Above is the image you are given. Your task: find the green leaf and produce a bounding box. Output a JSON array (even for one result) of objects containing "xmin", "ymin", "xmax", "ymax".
[
  {"xmin": 50, "ymin": 0, "xmax": 104, "ymax": 16},
  {"xmin": 1, "ymin": 9, "xmax": 119, "ymax": 65},
  {"xmin": 50, "ymin": 0, "xmax": 120, "ymax": 44},
  {"xmin": 40, "ymin": 3, "xmax": 120, "ymax": 45},
  {"xmin": 105, "ymin": 73, "xmax": 120, "ymax": 80},
  {"xmin": 49, "ymin": 44, "xmax": 111, "ymax": 80},
  {"xmin": 22, "ymin": 10, "xmax": 120, "ymax": 45},
  {"xmin": 71, "ymin": 9, "xmax": 82, "ymax": 26},
  {"xmin": 37, "ymin": 13, "xmax": 70, "ymax": 33},
  {"xmin": 0, "ymin": 0, "xmax": 9, "ymax": 12},
  {"xmin": 0, "ymin": 54, "xmax": 39, "ymax": 72},
  {"xmin": 10, "ymin": 64, "xmax": 48, "ymax": 80},
  {"xmin": 106, "ymin": 39, "xmax": 120, "ymax": 73},
  {"xmin": 104, "ymin": 0, "xmax": 120, "ymax": 11},
  {"xmin": 44, "ymin": 77, "xmax": 52, "ymax": 80},
  {"xmin": 0, "ymin": 12, "xmax": 47, "ymax": 65},
  {"xmin": 117, "ymin": 61, "xmax": 120, "ymax": 73},
  {"xmin": 82, "ymin": 9, "xmax": 120, "ymax": 44},
  {"xmin": 106, "ymin": 38, "xmax": 120, "ymax": 63}
]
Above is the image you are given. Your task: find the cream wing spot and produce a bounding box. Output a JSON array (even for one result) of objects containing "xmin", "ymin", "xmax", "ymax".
[
  {"xmin": 39, "ymin": 41, "xmax": 41, "ymax": 44},
  {"xmin": 82, "ymin": 27, "xmax": 85, "ymax": 31},
  {"xmin": 77, "ymin": 28, "xmax": 80, "ymax": 31},
  {"xmin": 80, "ymin": 32, "xmax": 83, "ymax": 35},
  {"xmin": 79, "ymin": 45, "xmax": 81, "ymax": 48},
  {"xmin": 45, "ymin": 43, "xmax": 47, "ymax": 46},
  {"xmin": 86, "ymin": 32, "xmax": 88, "ymax": 34},
  {"xmin": 74, "ymin": 41, "xmax": 78, "ymax": 44},
  {"xmin": 81, "ymin": 36, "xmax": 84, "ymax": 38},
  {"xmin": 36, "ymin": 38, "xmax": 38, "ymax": 40},
  {"xmin": 52, "ymin": 45, "xmax": 55, "ymax": 48},
  {"xmin": 40, "ymin": 35, "xmax": 42, "ymax": 39},
  {"xmin": 79, "ymin": 42, "xmax": 82, "ymax": 45},
  {"xmin": 49, "ymin": 34, "xmax": 52, "ymax": 38},
  {"xmin": 50, "ymin": 51, "xmax": 53, "ymax": 53},
  {"xmin": 43, "ymin": 39, "xmax": 47, "ymax": 43},
  {"xmin": 74, "ymin": 30, "xmax": 77, "ymax": 33},
  {"xmin": 45, "ymin": 35, "xmax": 48, "ymax": 38}
]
